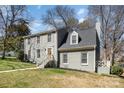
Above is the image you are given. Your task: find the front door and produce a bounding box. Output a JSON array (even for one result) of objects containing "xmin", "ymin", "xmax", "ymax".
[{"xmin": 47, "ymin": 48, "xmax": 52, "ymax": 59}]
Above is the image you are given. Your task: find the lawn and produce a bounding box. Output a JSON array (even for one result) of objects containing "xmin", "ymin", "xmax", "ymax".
[
  {"xmin": 0, "ymin": 68, "xmax": 124, "ymax": 88},
  {"xmin": 0, "ymin": 58, "xmax": 35, "ymax": 71}
]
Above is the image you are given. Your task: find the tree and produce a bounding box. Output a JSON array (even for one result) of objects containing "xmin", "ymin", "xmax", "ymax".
[
  {"xmin": 42, "ymin": 5, "xmax": 78, "ymax": 29},
  {"xmin": 89, "ymin": 5, "xmax": 124, "ymax": 66},
  {"xmin": 7, "ymin": 19, "xmax": 30, "ymax": 52},
  {"xmin": 78, "ymin": 17, "xmax": 95, "ymax": 29},
  {"xmin": 0, "ymin": 5, "xmax": 27, "ymax": 59}
]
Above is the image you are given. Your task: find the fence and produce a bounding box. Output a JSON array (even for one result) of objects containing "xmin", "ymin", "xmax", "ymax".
[{"xmin": 97, "ymin": 60, "xmax": 111, "ymax": 74}]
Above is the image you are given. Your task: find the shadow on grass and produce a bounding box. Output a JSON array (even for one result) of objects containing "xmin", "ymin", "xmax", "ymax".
[{"xmin": 48, "ymin": 68, "xmax": 66, "ymax": 74}]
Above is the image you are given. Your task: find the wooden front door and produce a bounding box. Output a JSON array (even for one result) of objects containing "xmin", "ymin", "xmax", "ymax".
[{"xmin": 48, "ymin": 48, "xmax": 52, "ymax": 59}]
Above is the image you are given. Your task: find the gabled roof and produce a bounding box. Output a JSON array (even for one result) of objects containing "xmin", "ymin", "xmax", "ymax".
[
  {"xmin": 23, "ymin": 29, "xmax": 57, "ymax": 39},
  {"xmin": 23, "ymin": 28, "xmax": 67, "ymax": 39},
  {"xmin": 59, "ymin": 28, "xmax": 97, "ymax": 51}
]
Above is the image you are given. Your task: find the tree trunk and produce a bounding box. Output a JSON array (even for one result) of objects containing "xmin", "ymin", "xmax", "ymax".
[
  {"xmin": 2, "ymin": 39, "xmax": 6, "ymax": 59},
  {"xmin": 103, "ymin": 48, "xmax": 107, "ymax": 66},
  {"xmin": 2, "ymin": 30, "xmax": 7, "ymax": 59},
  {"xmin": 111, "ymin": 52, "xmax": 115, "ymax": 66},
  {"xmin": 111, "ymin": 31, "xmax": 116, "ymax": 66},
  {"xmin": 110, "ymin": 42, "xmax": 115, "ymax": 66}
]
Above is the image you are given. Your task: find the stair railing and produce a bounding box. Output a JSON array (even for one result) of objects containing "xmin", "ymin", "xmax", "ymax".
[{"xmin": 36, "ymin": 55, "xmax": 54, "ymax": 68}]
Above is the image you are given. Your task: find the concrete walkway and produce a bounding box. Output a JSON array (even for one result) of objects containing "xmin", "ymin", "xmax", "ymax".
[{"xmin": 0, "ymin": 67, "xmax": 40, "ymax": 74}]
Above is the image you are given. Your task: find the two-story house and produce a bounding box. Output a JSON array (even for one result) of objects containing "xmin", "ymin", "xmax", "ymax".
[{"xmin": 24, "ymin": 27, "xmax": 100, "ymax": 72}]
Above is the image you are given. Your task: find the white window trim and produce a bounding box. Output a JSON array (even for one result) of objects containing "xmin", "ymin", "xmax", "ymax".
[
  {"xmin": 81, "ymin": 52, "xmax": 88, "ymax": 66},
  {"xmin": 63, "ymin": 53, "xmax": 68, "ymax": 64},
  {"xmin": 70, "ymin": 31, "xmax": 78, "ymax": 45}
]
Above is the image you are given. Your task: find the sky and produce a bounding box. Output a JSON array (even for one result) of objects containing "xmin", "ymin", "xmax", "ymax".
[{"xmin": 27, "ymin": 5, "xmax": 88, "ymax": 34}]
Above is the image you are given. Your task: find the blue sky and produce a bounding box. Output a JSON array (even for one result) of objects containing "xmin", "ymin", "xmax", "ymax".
[{"xmin": 27, "ymin": 5, "xmax": 88, "ymax": 34}]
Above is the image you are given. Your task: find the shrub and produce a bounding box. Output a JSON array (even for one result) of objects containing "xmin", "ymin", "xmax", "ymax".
[
  {"xmin": 16, "ymin": 50, "xmax": 24, "ymax": 62},
  {"xmin": 111, "ymin": 66, "xmax": 123, "ymax": 76}
]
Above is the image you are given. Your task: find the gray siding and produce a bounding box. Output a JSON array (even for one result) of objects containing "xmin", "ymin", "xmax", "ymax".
[
  {"xmin": 60, "ymin": 50, "xmax": 96, "ymax": 72},
  {"xmin": 24, "ymin": 32, "xmax": 58, "ymax": 66}
]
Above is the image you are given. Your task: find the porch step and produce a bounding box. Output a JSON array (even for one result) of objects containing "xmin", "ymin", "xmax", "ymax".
[{"xmin": 37, "ymin": 56, "xmax": 54, "ymax": 68}]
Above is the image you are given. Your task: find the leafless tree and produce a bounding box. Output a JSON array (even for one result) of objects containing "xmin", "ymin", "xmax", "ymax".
[
  {"xmin": 78, "ymin": 17, "xmax": 95, "ymax": 29},
  {"xmin": 89, "ymin": 5, "xmax": 124, "ymax": 66},
  {"xmin": 42, "ymin": 5, "xmax": 78, "ymax": 29}
]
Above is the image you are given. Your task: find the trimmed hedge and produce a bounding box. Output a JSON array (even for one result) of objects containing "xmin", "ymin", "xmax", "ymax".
[{"xmin": 111, "ymin": 66, "xmax": 123, "ymax": 76}]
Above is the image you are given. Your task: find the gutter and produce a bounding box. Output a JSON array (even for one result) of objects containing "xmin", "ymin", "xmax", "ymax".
[
  {"xmin": 23, "ymin": 30, "xmax": 57, "ymax": 39},
  {"xmin": 58, "ymin": 45, "xmax": 96, "ymax": 52}
]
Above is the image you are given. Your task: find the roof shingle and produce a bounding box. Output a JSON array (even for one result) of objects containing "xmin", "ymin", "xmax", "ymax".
[{"xmin": 59, "ymin": 28, "xmax": 97, "ymax": 49}]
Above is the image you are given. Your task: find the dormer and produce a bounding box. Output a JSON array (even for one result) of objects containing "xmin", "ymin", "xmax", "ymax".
[{"xmin": 70, "ymin": 31, "xmax": 78, "ymax": 45}]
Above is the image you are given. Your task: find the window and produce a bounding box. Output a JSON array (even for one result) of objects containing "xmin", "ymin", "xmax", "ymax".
[
  {"xmin": 81, "ymin": 53, "xmax": 88, "ymax": 65},
  {"xmin": 63, "ymin": 54, "xmax": 68, "ymax": 63},
  {"xmin": 72, "ymin": 35, "xmax": 76, "ymax": 44},
  {"xmin": 37, "ymin": 36, "xmax": 40, "ymax": 44},
  {"xmin": 48, "ymin": 33, "xmax": 51, "ymax": 42},
  {"xmin": 28, "ymin": 50, "xmax": 31, "ymax": 59},
  {"xmin": 28, "ymin": 38, "xmax": 30, "ymax": 44},
  {"xmin": 37, "ymin": 49, "xmax": 40, "ymax": 58},
  {"xmin": 70, "ymin": 31, "xmax": 78, "ymax": 45}
]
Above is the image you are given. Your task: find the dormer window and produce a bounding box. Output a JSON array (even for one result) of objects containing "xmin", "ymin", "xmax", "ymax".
[
  {"xmin": 70, "ymin": 31, "xmax": 78, "ymax": 45},
  {"xmin": 72, "ymin": 35, "xmax": 76, "ymax": 44}
]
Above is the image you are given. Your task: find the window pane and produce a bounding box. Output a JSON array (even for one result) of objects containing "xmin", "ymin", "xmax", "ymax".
[
  {"xmin": 48, "ymin": 34, "xmax": 51, "ymax": 42},
  {"xmin": 37, "ymin": 49, "xmax": 40, "ymax": 58},
  {"xmin": 82, "ymin": 59, "xmax": 87, "ymax": 63},
  {"xmin": 63, "ymin": 54, "xmax": 67, "ymax": 63},
  {"xmin": 72, "ymin": 35, "xmax": 76, "ymax": 44},
  {"xmin": 81, "ymin": 53, "xmax": 87, "ymax": 64},
  {"xmin": 37, "ymin": 36, "xmax": 40, "ymax": 43}
]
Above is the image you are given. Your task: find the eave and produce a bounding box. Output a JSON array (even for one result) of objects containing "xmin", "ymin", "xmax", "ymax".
[
  {"xmin": 23, "ymin": 30, "xmax": 57, "ymax": 39},
  {"xmin": 58, "ymin": 45, "xmax": 96, "ymax": 52}
]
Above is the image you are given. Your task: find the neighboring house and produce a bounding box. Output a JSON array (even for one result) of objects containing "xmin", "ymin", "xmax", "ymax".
[
  {"xmin": 0, "ymin": 51, "xmax": 15, "ymax": 57},
  {"xmin": 23, "ymin": 26, "xmax": 100, "ymax": 72}
]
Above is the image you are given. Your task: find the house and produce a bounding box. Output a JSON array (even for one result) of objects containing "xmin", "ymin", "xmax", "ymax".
[
  {"xmin": 23, "ymin": 28, "xmax": 67, "ymax": 68},
  {"xmin": 23, "ymin": 26, "xmax": 100, "ymax": 72}
]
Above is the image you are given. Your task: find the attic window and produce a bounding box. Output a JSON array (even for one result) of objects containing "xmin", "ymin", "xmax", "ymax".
[
  {"xmin": 72, "ymin": 35, "xmax": 76, "ymax": 44},
  {"xmin": 70, "ymin": 31, "xmax": 78, "ymax": 45}
]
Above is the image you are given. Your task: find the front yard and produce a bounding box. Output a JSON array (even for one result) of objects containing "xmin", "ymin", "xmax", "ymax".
[
  {"xmin": 0, "ymin": 58, "xmax": 124, "ymax": 88},
  {"xmin": 0, "ymin": 68, "xmax": 124, "ymax": 88},
  {"xmin": 0, "ymin": 58, "xmax": 35, "ymax": 71}
]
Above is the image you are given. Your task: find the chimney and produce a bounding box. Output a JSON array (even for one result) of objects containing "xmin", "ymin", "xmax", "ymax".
[{"xmin": 95, "ymin": 22, "xmax": 101, "ymax": 40}]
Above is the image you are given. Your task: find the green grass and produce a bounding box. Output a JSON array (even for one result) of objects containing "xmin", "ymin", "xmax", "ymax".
[
  {"xmin": 0, "ymin": 58, "xmax": 35, "ymax": 71},
  {"xmin": 0, "ymin": 68, "xmax": 124, "ymax": 88}
]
